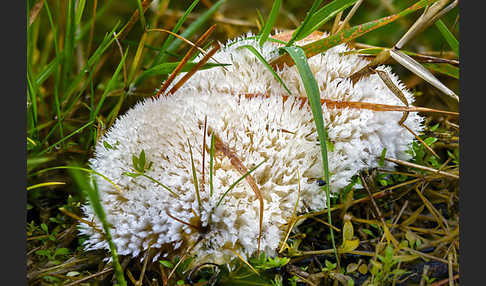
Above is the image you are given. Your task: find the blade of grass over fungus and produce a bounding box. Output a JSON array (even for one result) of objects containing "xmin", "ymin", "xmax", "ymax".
[
  {"xmin": 273, "ymin": 0, "xmax": 439, "ymax": 69},
  {"xmin": 286, "ymin": 0, "xmax": 323, "ymax": 47},
  {"xmin": 435, "ymin": 19, "xmax": 459, "ymax": 56},
  {"xmin": 137, "ymin": 62, "xmax": 229, "ymax": 82},
  {"xmin": 209, "ymin": 134, "xmax": 215, "ymax": 197},
  {"xmin": 154, "ymin": 0, "xmax": 225, "ymax": 66},
  {"xmin": 237, "ymin": 45, "xmax": 292, "ymax": 95},
  {"xmin": 290, "ymin": 0, "xmax": 358, "ymax": 45},
  {"xmin": 135, "ymin": 0, "xmax": 146, "ymax": 30},
  {"xmin": 216, "ymin": 160, "xmax": 266, "ymax": 208},
  {"xmin": 258, "ymin": 0, "xmax": 281, "ymax": 46},
  {"xmin": 69, "ymin": 168, "xmax": 127, "ymax": 286},
  {"xmin": 188, "ymin": 140, "xmax": 202, "ymax": 214},
  {"xmin": 280, "ymin": 46, "xmax": 338, "ymax": 264}
]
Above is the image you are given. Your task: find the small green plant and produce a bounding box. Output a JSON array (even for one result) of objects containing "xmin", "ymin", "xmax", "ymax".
[
  {"xmin": 250, "ymin": 253, "xmax": 290, "ymax": 271},
  {"xmin": 35, "ymin": 247, "xmax": 70, "ymax": 265},
  {"xmin": 367, "ymin": 245, "xmax": 408, "ymax": 286},
  {"xmin": 123, "ymin": 149, "xmax": 178, "ymax": 197}
]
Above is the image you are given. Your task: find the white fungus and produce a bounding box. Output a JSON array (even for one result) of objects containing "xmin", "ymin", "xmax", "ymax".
[{"xmin": 80, "ymin": 32, "xmax": 423, "ymax": 264}]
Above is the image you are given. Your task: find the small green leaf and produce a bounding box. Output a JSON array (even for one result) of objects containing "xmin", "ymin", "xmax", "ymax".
[
  {"xmin": 424, "ymin": 137, "xmax": 438, "ymax": 146},
  {"xmin": 429, "ymin": 123, "xmax": 440, "ymax": 132},
  {"xmin": 160, "ymin": 260, "xmax": 174, "ymax": 268},
  {"xmin": 41, "ymin": 223, "xmax": 48, "ymax": 233},
  {"xmin": 54, "ymin": 248, "xmax": 70, "ymax": 256}
]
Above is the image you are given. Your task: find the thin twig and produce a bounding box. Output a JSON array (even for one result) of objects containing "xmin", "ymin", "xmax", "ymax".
[{"xmin": 384, "ymin": 157, "xmax": 459, "ymax": 179}]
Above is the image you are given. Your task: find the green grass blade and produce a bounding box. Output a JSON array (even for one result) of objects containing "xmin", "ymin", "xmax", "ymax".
[
  {"xmin": 77, "ymin": 0, "xmax": 114, "ymax": 42},
  {"xmin": 237, "ymin": 45, "xmax": 291, "ymax": 95},
  {"xmin": 75, "ymin": 0, "xmax": 87, "ymax": 25},
  {"xmin": 91, "ymin": 49, "xmax": 129, "ymax": 121},
  {"xmin": 273, "ymin": 0, "xmax": 439, "ymax": 68},
  {"xmin": 216, "ymin": 160, "xmax": 266, "ymax": 208},
  {"xmin": 258, "ymin": 0, "xmax": 282, "ymax": 46},
  {"xmin": 65, "ymin": 22, "xmax": 122, "ymax": 102},
  {"xmin": 35, "ymin": 166, "xmax": 121, "ymax": 193},
  {"xmin": 209, "ymin": 134, "xmax": 215, "ymax": 197},
  {"xmin": 188, "ymin": 140, "xmax": 202, "ymax": 214},
  {"xmin": 151, "ymin": 0, "xmax": 200, "ymax": 66},
  {"xmin": 293, "ymin": 0, "xmax": 358, "ymax": 43},
  {"xmin": 135, "ymin": 62, "xmax": 229, "ymax": 85},
  {"xmin": 155, "ymin": 0, "xmax": 226, "ymax": 65},
  {"xmin": 135, "ymin": 0, "xmax": 146, "ymax": 29},
  {"xmin": 286, "ymin": 0, "xmax": 323, "ymax": 47},
  {"xmin": 43, "ymin": 0, "xmax": 63, "ymax": 141},
  {"xmin": 42, "ymin": 120, "xmax": 95, "ymax": 154},
  {"xmin": 35, "ymin": 52, "xmax": 64, "ymax": 86},
  {"xmin": 69, "ymin": 168, "xmax": 127, "ymax": 286},
  {"xmin": 435, "ymin": 19, "xmax": 459, "ymax": 56},
  {"xmin": 62, "ymin": 0, "xmax": 77, "ymax": 91},
  {"xmin": 423, "ymin": 63, "xmax": 459, "ymax": 79},
  {"xmin": 27, "ymin": 69, "xmax": 38, "ymax": 132},
  {"xmin": 280, "ymin": 45, "xmax": 338, "ymax": 264}
]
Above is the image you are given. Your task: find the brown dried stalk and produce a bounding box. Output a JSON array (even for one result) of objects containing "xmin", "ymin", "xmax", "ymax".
[{"xmin": 155, "ymin": 24, "xmax": 216, "ymax": 98}]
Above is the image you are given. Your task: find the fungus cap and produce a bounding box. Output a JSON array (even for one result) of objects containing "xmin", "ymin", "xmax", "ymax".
[{"xmin": 80, "ymin": 32, "xmax": 423, "ymax": 264}]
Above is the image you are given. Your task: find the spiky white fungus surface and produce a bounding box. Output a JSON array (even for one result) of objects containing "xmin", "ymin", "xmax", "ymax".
[{"xmin": 80, "ymin": 32, "xmax": 423, "ymax": 264}]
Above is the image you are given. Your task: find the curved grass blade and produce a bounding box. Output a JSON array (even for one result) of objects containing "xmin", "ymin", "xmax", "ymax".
[
  {"xmin": 272, "ymin": 0, "xmax": 439, "ymax": 69},
  {"xmin": 27, "ymin": 182, "xmax": 66, "ymax": 191},
  {"xmin": 69, "ymin": 168, "xmax": 127, "ymax": 286},
  {"xmin": 237, "ymin": 44, "xmax": 292, "ymax": 95},
  {"xmin": 280, "ymin": 45, "xmax": 338, "ymax": 264},
  {"xmin": 258, "ymin": 0, "xmax": 281, "ymax": 46},
  {"xmin": 435, "ymin": 19, "xmax": 459, "ymax": 56},
  {"xmin": 34, "ymin": 166, "xmax": 122, "ymax": 193}
]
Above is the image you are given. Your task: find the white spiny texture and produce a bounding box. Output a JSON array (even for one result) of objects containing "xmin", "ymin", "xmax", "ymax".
[{"xmin": 80, "ymin": 32, "xmax": 423, "ymax": 264}]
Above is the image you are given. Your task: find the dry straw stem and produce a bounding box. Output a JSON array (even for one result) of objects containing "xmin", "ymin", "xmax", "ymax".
[
  {"xmin": 384, "ymin": 157, "xmax": 459, "ymax": 179},
  {"xmin": 168, "ymin": 43, "xmax": 221, "ymax": 95},
  {"xmin": 211, "ymin": 131, "xmax": 264, "ymax": 254}
]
